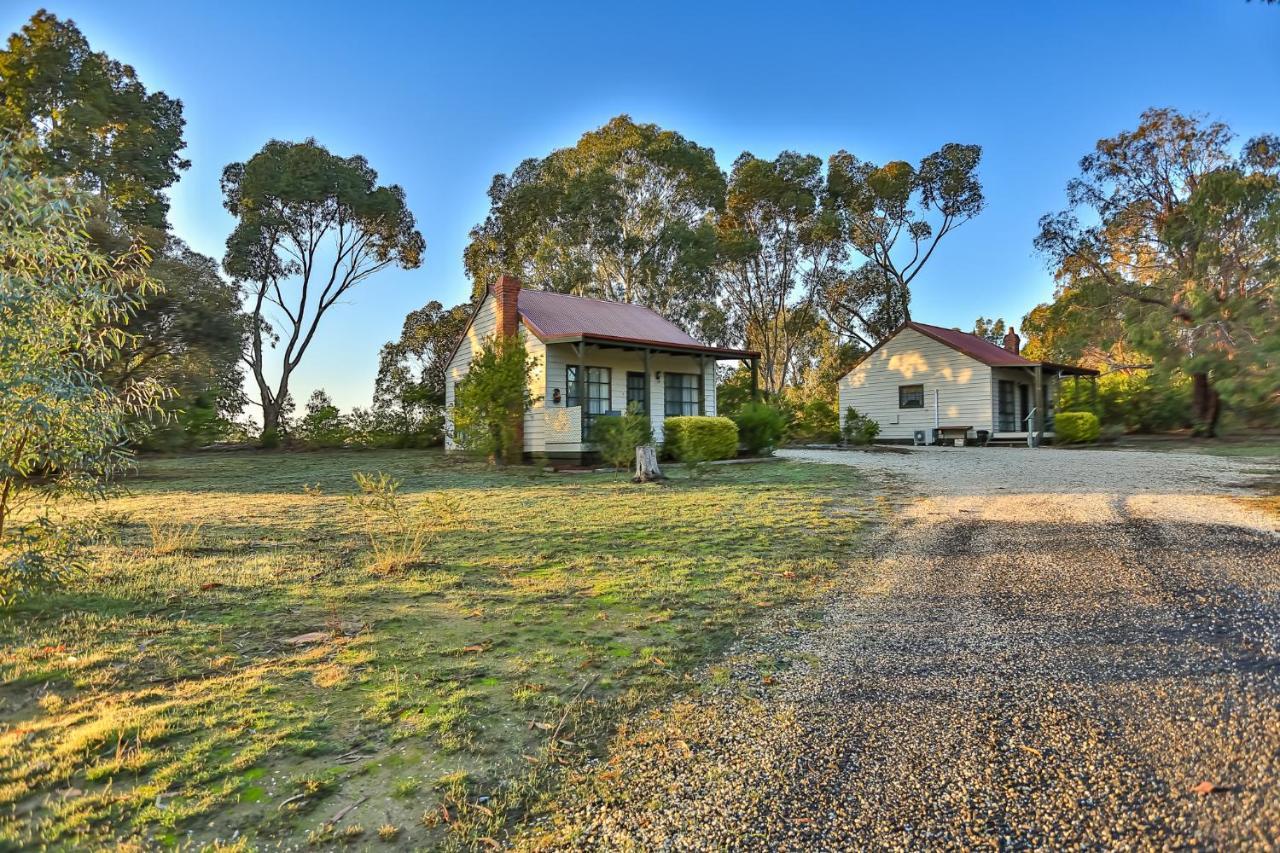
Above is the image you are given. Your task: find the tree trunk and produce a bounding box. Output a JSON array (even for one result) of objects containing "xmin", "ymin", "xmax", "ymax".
[
  {"xmin": 632, "ymin": 445, "xmax": 665, "ymax": 483},
  {"xmin": 1191, "ymin": 372, "xmax": 1220, "ymax": 438}
]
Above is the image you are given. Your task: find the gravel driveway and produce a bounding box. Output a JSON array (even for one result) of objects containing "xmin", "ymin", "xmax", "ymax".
[{"xmin": 536, "ymin": 447, "xmax": 1280, "ymax": 850}]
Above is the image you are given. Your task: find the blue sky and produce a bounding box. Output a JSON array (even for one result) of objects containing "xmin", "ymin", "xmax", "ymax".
[{"xmin": 5, "ymin": 1, "xmax": 1277, "ymax": 412}]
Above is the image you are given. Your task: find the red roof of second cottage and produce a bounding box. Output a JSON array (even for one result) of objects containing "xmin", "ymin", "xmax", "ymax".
[{"xmin": 906, "ymin": 322, "xmax": 1040, "ymax": 367}]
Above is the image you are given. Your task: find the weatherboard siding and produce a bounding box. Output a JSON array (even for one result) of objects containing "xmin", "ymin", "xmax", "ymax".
[{"xmin": 838, "ymin": 327, "xmax": 994, "ymax": 440}]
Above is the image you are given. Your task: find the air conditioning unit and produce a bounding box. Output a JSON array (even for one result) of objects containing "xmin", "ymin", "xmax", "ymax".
[{"xmin": 913, "ymin": 430, "xmax": 927, "ymax": 446}]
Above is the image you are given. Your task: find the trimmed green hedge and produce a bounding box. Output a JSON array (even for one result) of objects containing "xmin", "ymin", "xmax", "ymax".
[
  {"xmin": 663, "ymin": 416, "xmax": 739, "ymax": 462},
  {"xmin": 733, "ymin": 402, "xmax": 786, "ymax": 455},
  {"xmin": 1055, "ymin": 411, "xmax": 1101, "ymax": 444}
]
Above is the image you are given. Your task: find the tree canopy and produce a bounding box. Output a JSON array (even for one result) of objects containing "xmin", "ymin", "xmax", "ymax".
[
  {"xmin": 819, "ymin": 144, "xmax": 984, "ymax": 347},
  {"xmin": 0, "ymin": 10, "xmax": 188, "ymax": 236},
  {"xmin": 222, "ymin": 138, "xmax": 425, "ymax": 438},
  {"xmin": 464, "ymin": 115, "xmax": 727, "ymax": 339},
  {"xmin": 1034, "ymin": 108, "xmax": 1279, "ymax": 433}
]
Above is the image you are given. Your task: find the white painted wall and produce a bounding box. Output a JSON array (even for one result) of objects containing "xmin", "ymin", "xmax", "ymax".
[
  {"xmin": 838, "ymin": 327, "xmax": 994, "ymax": 440},
  {"xmin": 445, "ymin": 295, "xmax": 720, "ymax": 455},
  {"xmin": 443, "ymin": 294, "xmax": 547, "ymax": 452},
  {"xmin": 542, "ymin": 343, "xmax": 718, "ymax": 453}
]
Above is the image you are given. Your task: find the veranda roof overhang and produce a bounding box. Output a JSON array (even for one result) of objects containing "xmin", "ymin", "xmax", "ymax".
[{"xmin": 541, "ymin": 333, "xmax": 759, "ymax": 361}]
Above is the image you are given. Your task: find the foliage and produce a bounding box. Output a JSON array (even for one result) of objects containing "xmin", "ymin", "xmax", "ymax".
[
  {"xmin": 348, "ymin": 471, "xmax": 456, "ymax": 575},
  {"xmin": 295, "ymin": 390, "xmax": 349, "ymax": 449},
  {"xmin": 841, "ymin": 407, "xmax": 881, "ymax": 445},
  {"xmin": 465, "ymin": 115, "xmax": 727, "ymax": 339},
  {"xmin": 450, "ymin": 335, "xmax": 536, "ymax": 464},
  {"xmin": 819, "ymin": 143, "xmax": 984, "ymax": 347},
  {"xmin": 1057, "ymin": 371, "xmax": 1190, "ymax": 434},
  {"xmin": 1034, "ymin": 108, "xmax": 1279, "ymax": 435},
  {"xmin": 717, "ymin": 152, "xmax": 833, "ymax": 394},
  {"xmin": 222, "ymin": 138, "xmax": 425, "ymax": 439},
  {"xmin": 714, "ymin": 366, "xmax": 756, "ymax": 418},
  {"xmin": 663, "ymin": 416, "xmax": 739, "ymax": 463},
  {"xmin": 1054, "ymin": 411, "xmax": 1101, "ymax": 444},
  {"xmin": 733, "ymin": 402, "xmax": 787, "ymax": 455},
  {"xmin": 971, "ymin": 316, "xmax": 1007, "ymax": 344},
  {"xmin": 0, "ymin": 10, "xmax": 189, "ymax": 235},
  {"xmin": 590, "ymin": 404, "xmax": 653, "ymax": 469},
  {"xmin": 786, "ymin": 397, "xmax": 841, "ymax": 443},
  {"xmin": 0, "ymin": 137, "xmax": 167, "ymax": 605},
  {"xmin": 374, "ymin": 299, "xmax": 471, "ymax": 448}
]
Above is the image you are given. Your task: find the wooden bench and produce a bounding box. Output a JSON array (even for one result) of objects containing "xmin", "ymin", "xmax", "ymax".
[{"xmin": 933, "ymin": 425, "xmax": 972, "ymax": 446}]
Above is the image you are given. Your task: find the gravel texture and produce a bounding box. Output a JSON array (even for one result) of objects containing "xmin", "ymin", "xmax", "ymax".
[{"xmin": 536, "ymin": 446, "xmax": 1280, "ymax": 850}]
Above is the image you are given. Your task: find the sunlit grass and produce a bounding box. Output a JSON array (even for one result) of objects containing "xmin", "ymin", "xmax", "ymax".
[{"xmin": 0, "ymin": 449, "xmax": 887, "ymax": 848}]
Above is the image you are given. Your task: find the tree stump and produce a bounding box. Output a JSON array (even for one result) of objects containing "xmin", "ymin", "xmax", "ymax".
[{"xmin": 633, "ymin": 445, "xmax": 665, "ymax": 482}]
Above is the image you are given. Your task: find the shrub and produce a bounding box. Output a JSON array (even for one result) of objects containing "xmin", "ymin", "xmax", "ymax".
[
  {"xmin": 663, "ymin": 416, "xmax": 738, "ymax": 463},
  {"xmin": 1054, "ymin": 411, "xmax": 1100, "ymax": 444},
  {"xmin": 348, "ymin": 471, "xmax": 458, "ymax": 575},
  {"xmin": 841, "ymin": 407, "xmax": 880, "ymax": 446},
  {"xmin": 590, "ymin": 404, "xmax": 653, "ymax": 469},
  {"xmin": 1057, "ymin": 371, "xmax": 1189, "ymax": 433},
  {"xmin": 787, "ymin": 398, "xmax": 840, "ymax": 443},
  {"xmin": 734, "ymin": 402, "xmax": 786, "ymax": 455},
  {"xmin": 451, "ymin": 335, "xmax": 537, "ymax": 464}
]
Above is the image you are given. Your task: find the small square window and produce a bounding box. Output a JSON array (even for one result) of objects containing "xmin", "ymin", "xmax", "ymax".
[{"xmin": 899, "ymin": 384, "xmax": 924, "ymax": 409}]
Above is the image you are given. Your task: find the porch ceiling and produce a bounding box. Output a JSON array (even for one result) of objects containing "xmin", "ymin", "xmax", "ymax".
[{"xmin": 543, "ymin": 333, "xmax": 758, "ymax": 361}]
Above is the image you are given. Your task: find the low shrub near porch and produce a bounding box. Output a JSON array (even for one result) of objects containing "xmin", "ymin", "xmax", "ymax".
[
  {"xmin": 1055, "ymin": 411, "xmax": 1101, "ymax": 444},
  {"xmin": 663, "ymin": 416, "xmax": 739, "ymax": 462}
]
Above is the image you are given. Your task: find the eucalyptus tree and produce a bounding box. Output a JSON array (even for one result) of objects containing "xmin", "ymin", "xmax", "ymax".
[
  {"xmin": 819, "ymin": 143, "xmax": 984, "ymax": 346},
  {"xmin": 374, "ymin": 300, "xmax": 472, "ymax": 445},
  {"xmin": 716, "ymin": 151, "xmax": 837, "ymax": 395},
  {"xmin": 221, "ymin": 139, "xmax": 425, "ymax": 440},
  {"xmin": 464, "ymin": 115, "xmax": 727, "ymax": 338},
  {"xmin": 1035, "ymin": 108, "xmax": 1278, "ymax": 434},
  {"xmin": 0, "ymin": 10, "xmax": 188, "ymax": 236},
  {"xmin": 0, "ymin": 138, "xmax": 167, "ymax": 604}
]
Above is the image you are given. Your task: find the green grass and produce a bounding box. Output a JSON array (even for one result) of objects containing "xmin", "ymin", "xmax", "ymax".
[{"xmin": 0, "ymin": 450, "xmax": 887, "ymax": 849}]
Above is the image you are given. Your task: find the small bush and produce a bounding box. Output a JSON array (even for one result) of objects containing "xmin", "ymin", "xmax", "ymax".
[
  {"xmin": 590, "ymin": 405, "xmax": 653, "ymax": 469},
  {"xmin": 1054, "ymin": 411, "xmax": 1100, "ymax": 444},
  {"xmin": 841, "ymin": 407, "xmax": 880, "ymax": 446},
  {"xmin": 787, "ymin": 398, "xmax": 840, "ymax": 443},
  {"xmin": 348, "ymin": 471, "xmax": 458, "ymax": 574},
  {"xmin": 663, "ymin": 416, "xmax": 738, "ymax": 463},
  {"xmin": 734, "ymin": 402, "xmax": 786, "ymax": 455}
]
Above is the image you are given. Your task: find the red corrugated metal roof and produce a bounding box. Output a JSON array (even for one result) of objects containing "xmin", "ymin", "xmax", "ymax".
[
  {"xmin": 510, "ymin": 288, "xmax": 756, "ymax": 357},
  {"xmin": 907, "ymin": 322, "xmax": 1039, "ymax": 367}
]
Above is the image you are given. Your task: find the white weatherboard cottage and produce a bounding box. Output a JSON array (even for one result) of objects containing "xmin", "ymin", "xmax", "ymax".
[
  {"xmin": 445, "ymin": 276, "xmax": 760, "ymax": 460},
  {"xmin": 837, "ymin": 321, "xmax": 1098, "ymax": 445}
]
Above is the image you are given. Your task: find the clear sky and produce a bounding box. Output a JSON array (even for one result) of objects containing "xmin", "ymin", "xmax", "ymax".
[{"xmin": 4, "ymin": 1, "xmax": 1277, "ymax": 412}]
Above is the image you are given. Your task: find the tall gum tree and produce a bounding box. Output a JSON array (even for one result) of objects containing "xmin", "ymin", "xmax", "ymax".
[
  {"xmin": 222, "ymin": 139, "xmax": 424, "ymax": 439},
  {"xmin": 1035, "ymin": 108, "xmax": 1278, "ymax": 435},
  {"xmin": 464, "ymin": 115, "xmax": 727, "ymax": 340},
  {"xmin": 819, "ymin": 143, "xmax": 984, "ymax": 347}
]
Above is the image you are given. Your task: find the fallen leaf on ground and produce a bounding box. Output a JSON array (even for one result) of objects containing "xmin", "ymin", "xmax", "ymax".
[
  {"xmin": 1192, "ymin": 780, "xmax": 1228, "ymax": 795},
  {"xmin": 283, "ymin": 632, "xmax": 327, "ymax": 646},
  {"xmin": 461, "ymin": 644, "xmax": 487, "ymax": 653},
  {"xmin": 199, "ymin": 582, "xmax": 222, "ymax": 591}
]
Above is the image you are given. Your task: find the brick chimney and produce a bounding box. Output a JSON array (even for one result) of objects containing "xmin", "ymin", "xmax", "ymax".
[
  {"xmin": 493, "ymin": 274, "xmax": 521, "ymax": 339},
  {"xmin": 1003, "ymin": 326, "xmax": 1021, "ymax": 355},
  {"xmin": 492, "ymin": 274, "xmax": 524, "ymax": 457}
]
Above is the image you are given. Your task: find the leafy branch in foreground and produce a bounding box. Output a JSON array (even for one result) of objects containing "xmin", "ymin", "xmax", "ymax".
[{"xmin": 0, "ymin": 137, "xmax": 169, "ymax": 605}]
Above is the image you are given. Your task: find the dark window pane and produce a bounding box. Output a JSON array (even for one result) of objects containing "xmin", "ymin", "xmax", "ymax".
[
  {"xmin": 665, "ymin": 373, "xmax": 699, "ymax": 417},
  {"xmin": 899, "ymin": 384, "xmax": 924, "ymax": 409}
]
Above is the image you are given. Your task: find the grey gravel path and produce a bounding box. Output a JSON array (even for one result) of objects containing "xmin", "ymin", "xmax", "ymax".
[{"xmin": 539, "ymin": 447, "xmax": 1280, "ymax": 850}]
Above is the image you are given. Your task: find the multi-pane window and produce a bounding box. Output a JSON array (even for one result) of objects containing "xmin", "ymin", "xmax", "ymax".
[
  {"xmin": 626, "ymin": 372, "xmax": 647, "ymax": 414},
  {"xmin": 664, "ymin": 373, "xmax": 700, "ymax": 417},
  {"xmin": 898, "ymin": 384, "xmax": 925, "ymax": 409},
  {"xmin": 567, "ymin": 366, "xmax": 611, "ymax": 432}
]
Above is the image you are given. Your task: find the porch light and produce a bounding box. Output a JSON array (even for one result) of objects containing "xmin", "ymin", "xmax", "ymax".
[{"xmin": 654, "ymin": 371, "xmax": 662, "ymax": 380}]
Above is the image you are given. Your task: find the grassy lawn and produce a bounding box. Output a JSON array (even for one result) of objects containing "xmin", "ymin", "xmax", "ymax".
[{"xmin": 0, "ymin": 450, "xmax": 888, "ymax": 850}]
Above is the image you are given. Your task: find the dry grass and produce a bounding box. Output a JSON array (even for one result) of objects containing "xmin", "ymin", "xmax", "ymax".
[{"xmin": 0, "ymin": 449, "xmax": 889, "ymax": 849}]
